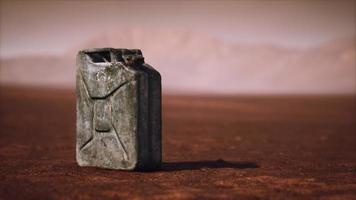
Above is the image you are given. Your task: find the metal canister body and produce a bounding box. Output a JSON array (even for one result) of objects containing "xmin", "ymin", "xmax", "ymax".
[{"xmin": 76, "ymin": 48, "xmax": 161, "ymax": 170}]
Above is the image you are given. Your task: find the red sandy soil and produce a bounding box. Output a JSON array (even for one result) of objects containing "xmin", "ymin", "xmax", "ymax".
[{"xmin": 0, "ymin": 87, "xmax": 355, "ymax": 199}]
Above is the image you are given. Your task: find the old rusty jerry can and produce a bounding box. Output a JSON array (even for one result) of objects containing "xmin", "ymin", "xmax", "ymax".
[{"xmin": 76, "ymin": 48, "xmax": 161, "ymax": 170}]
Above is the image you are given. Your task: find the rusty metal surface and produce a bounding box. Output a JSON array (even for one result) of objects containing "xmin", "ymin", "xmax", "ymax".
[{"xmin": 76, "ymin": 48, "xmax": 161, "ymax": 170}]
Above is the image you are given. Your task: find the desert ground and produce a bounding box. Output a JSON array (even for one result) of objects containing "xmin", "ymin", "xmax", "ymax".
[{"xmin": 0, "ymin": 86, "xmax": 355, "ymax": 199}]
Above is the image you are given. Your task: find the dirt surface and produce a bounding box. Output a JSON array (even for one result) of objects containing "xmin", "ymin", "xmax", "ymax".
[{"xmin": 0, "ymin": 87, "xmax": 356, "ymax": 200}]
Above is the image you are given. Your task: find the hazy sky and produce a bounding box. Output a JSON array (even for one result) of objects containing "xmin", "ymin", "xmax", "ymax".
[{"xmin": 0, "ymin": 0, "xmax": 355, "ymax": 58}]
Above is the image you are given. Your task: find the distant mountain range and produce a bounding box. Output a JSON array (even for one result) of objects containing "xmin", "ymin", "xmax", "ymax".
[{"xmin": 1, "ymin": 28, "xmax": 355, "ymax": 94}]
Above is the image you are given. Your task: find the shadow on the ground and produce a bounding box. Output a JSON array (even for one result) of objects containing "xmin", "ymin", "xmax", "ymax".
[{"xmin": 161, "ymin": 159, "xmax": 259, "ymax": 171}]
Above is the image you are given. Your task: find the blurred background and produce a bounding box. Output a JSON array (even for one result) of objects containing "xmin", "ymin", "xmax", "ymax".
[{"xmin": 0, "ymin": 0, "xmax": 355, "ymax": 94}]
